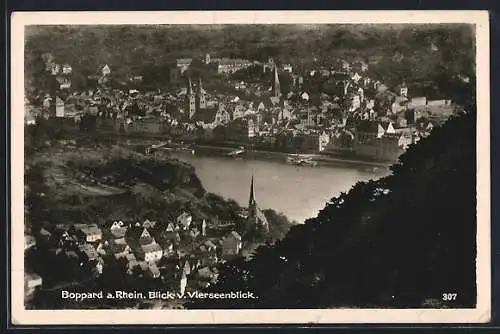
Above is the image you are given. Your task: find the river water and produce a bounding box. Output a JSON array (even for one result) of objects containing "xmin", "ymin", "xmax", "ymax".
[{"xmin": 170, "ymin": 151, "xmax": 391, "ymax": 224}]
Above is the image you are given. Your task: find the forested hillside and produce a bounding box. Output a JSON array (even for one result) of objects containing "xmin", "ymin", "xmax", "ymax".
[{"xmin": 25, "ymin": 24, "xmax": 475, "ymax": 92}]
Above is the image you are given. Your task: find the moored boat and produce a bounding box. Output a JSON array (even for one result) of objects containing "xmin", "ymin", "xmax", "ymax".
[
  {"xmin": 227, "ymin": 146, "xmax": 246, "ymax": 158},
  {"xmin": 286, "ymin": 154, "xmax": 318, "ymax": 167}
]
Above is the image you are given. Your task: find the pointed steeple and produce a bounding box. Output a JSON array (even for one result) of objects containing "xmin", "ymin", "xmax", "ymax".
[
  {"xmin": 273, "ymin": 66, "xmax": 281, "ymax": 98},
  {"xmin": 187, "ymin": 75, "xmax": 193, "ymax": 95},
  {"xmin": 248, "ymin": 175, "xmax": 255, "ymax": 208},
  {"xmin": 186, "ymin": 75, "xmax": 197, "ymax": 119}
]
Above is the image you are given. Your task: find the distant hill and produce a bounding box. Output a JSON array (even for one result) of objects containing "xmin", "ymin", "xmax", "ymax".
[{"xmin": 25, "ymin": 24, "xmax": 475, "ymax": 92}]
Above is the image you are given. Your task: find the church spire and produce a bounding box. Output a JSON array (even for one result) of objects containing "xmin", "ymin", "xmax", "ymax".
[
  {"xmin": 273, "ymin": 65, "xmax": 281, "ymax": 98},
  {"xmin": 187, "ymin": 75, "xmax": 193, "ymax": 95},
  {"xmin": 249, "ymin": 175, "xmax": 255, "ymax": 208}
]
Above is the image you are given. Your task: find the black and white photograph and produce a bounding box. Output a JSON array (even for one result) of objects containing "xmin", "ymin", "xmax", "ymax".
[{"xmin": 11, "ymin": 11, "xmax": 490, "ymax": 325}]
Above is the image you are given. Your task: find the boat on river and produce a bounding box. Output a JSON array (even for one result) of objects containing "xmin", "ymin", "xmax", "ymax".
[
  {"xmin": 226, "ymin": 146, "xmax": 246, "ymax": 158},
  {"xmin": 286, "ymin": 154, "xmax": 318, "ymax": 167},
  {"xmin": 146, "ymin": 141, "xmax": 194, "ymax": 155}
]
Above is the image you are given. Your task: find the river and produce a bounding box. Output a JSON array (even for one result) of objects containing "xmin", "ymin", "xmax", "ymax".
[{"xmin": 169, "ymin": 151, "xmax": 392, "ymax": 224}]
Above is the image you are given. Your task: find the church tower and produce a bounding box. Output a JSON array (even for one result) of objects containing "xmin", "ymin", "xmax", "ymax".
[
  {"xmin": 248, "ymin": 175, "xmax": 256, "ymax": 209},
  {"xmin": 400, "ymin": 80, "xmax": 408, "ymax": 97},
  {"xmin": 272, "ymin": 65, "xmax": 281, "ymax": 99},
  {"xmin": 197, "ymin": 77, "xmax": 207, "ymax": 110},
  {"xmin": 186, "ymin": 76, "xmax": 197, "ymax": 119},
  {"xmin": 246, "ymin": 175, "xmax": 269, "ymax": 234}
]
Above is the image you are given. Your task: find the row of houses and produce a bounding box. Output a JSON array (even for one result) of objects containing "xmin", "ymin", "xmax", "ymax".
[{"xmin": 27, "ymin": 212, "xmax": 244, "ymax": 297}]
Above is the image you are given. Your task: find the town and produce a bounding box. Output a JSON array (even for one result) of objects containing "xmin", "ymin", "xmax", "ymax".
[
  {"xmin": 25, "ymin": 167, "xmax": 269, "ymax": 309},
  {"xmin": 24, "ymin": 43, "xmax": 468, "ymax": 309},
  {"xmin": 25, "ymin": 50, "xmax": 464, "ymax": 164}
]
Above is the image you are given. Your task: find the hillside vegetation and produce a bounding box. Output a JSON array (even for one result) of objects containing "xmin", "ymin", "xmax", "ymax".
[{"xmin": 25, "ymin": 24, "xmax": 475, "ymax": 92}]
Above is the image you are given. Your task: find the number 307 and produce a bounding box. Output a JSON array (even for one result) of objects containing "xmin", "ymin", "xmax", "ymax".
[{"xmin": 442, "ymin": 293, "xmax": 457, "ymax": 301}]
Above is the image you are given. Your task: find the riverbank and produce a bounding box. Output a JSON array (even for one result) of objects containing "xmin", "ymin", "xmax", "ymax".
[
  {"xmin": 91, "ymin": 133, "xmax": 396, "ymax": 171},
  {"xmin": 193, "ymin": 144, "xmax": 394, "ymax": 170}
]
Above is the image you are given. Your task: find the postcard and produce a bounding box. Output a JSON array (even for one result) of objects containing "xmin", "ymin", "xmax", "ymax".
[{"xmin": 11, "ymin": 10, "xmax": 490, "ymax": 325}]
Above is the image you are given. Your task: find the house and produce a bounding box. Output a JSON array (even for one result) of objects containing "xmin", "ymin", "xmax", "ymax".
[
  {"xmin": 196, "ymin": 266, "xmax": 219, "ymax": 284},
  {"xmin": 179, "ymin": 272, "xmax": 188, "ymax": 296},
  {"xmin": 214, "ymin": 105, "xmax": 231, "ymax": 125},
  {"xmin": 50, "ymin": 63, "xmax": 61, "ymax": 75},
  {"xmin": 353, "ymin": 60, "xmax": 368, "ymax": 73},
  {"xmin": 57, "ymin": 76, "xmax": 71, "ymax": 90},
  {"xmin": 298, "ymin": 110, "xmax": 316, "ymax": 128},
  {"xmin": 282, "ymin": 64, "xmax": 293, "ymax": 73},
  {"xmin": 203, "ymin": 240, "xmax": 217, "ymax": 253},
  {"xmin": 341, "ymin": 60, "xmax": 351, "ymax": 71},
  {"xmin": 110, "ymin": 243, "xmax": 131, "ymax": 259},
  {"xmin": 164, "ymin": 231, "xmax": 181, "ymax": 244},
  {"xmin": 137, "ymin": 243, "xmax": 163, "ymax": 263},
  {"xmin": 62, "ymin": 64, "xmax": 72, "ymax": 74},
  {"xmin": 215, "ymin": 58, "xmax": 253, "ymax": 74},
  {"xmin": 182, "ymin": 260, "xmax": 191, "ymax": 276},
  {"xmin": 351, "ymin": 72, "xmax": 362, "ymax": 83},
  {"xmin": 392, "ymin": 96, "xmax": 409, "ymax": 114},
  {"xmin": 189, "ymin": 256, "xmax": 202, "ymax": 271},
  {"xmin": 404, "ymin": 109, "xmax": 421, "ymax": 125},
  {"xmin": 73, "ymin": 224, "xmax": 102, "ymax": 243},
  {"xmin": 94, "ymin": 258, "xmax": 104, "ymax": 275},
  {"xmin": 95, "ymin": 241, "xmax": 108, "ymax": 256},
  {"xmin": 176, "ymin": 212, "xmax": 192, "ymax": 230},
  {"xmin": 269, "ymin": 96, "xmax": 281, "ymax": 107},
  {"xmin": 130, "ymin": 75, "xmax": 143, "ymax": 83},
  {"xmin": 78, "ymin": 243, "xmax": 99, "ymax": 262},
  {"xmin": 166, "ymin": 223, "xmax": 176, "ymax": 233},
  {"xmin": 408, "ymin": 97, "xmax": 427, "ymax": 109},
  {"xmin": 189, "ymin": 228, "xmax": 200, "ymax": 239},
  {"xmin": 126, "ymin": 253, "xmax": 138, "ymax": 273},
  {"xmin": 142, "ymin": 219, "xmax": 156, "ymax": 229},
  {"xmin": 101, "ymin": 64, "xmax": 111, "ymax": 76},
  {"xmin": 222, "ymin": 231, "xmax": 242, "ymax": 258},
  {"xmin": 109, "ymin": 227, "xmax": 127, "ymax": 243},
  {"xmin": 148, "ymin": 262, "xmax": 161, "ymax": 279},
  {"xmin": 110, "ymin": 221, "xmax": 125, "ymax": 230},
  {"xmin": 176, "ymin": 58, "xmax": 192, "ymax": 71},
  {"xmin": 348, "ymin": 95, "xmax": 361, "ymax": 112},
  {"xmin": 25, "ymin": 235, "xmax": 36, "ymax": 250},
  {"xmin": 384, "ymin": 121, "xmax": 396, "ymax": 135},
  {"xmin": 395, "ymin": 129, "xmax": 413, "ymax": 149},
  {"xmin": 25, "ymin": 273, "xmax": 43, "ymax": 295},
  {"xmin": 160, "ymin": 240, "xmax": 174, "ymax": 256},
  {"xmin": 138, "ymin": 228, "xmax": 156, "ymax": 246},
  {"xmin": 231, "ymin": 105, "xmax": 246, "ymax": 120},
  {"xmin": 319, "ymin": 131, "xmax": 331, "ymax": 152},
  {"xmin": 55, "ymin": 97, "xmax": 65, "ymax": 117}
]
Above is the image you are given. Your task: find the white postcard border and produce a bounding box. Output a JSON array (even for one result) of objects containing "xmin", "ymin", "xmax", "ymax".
[{"xmin": 11, "ymin": 10, "xmax": 491, "ymax": 325}]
